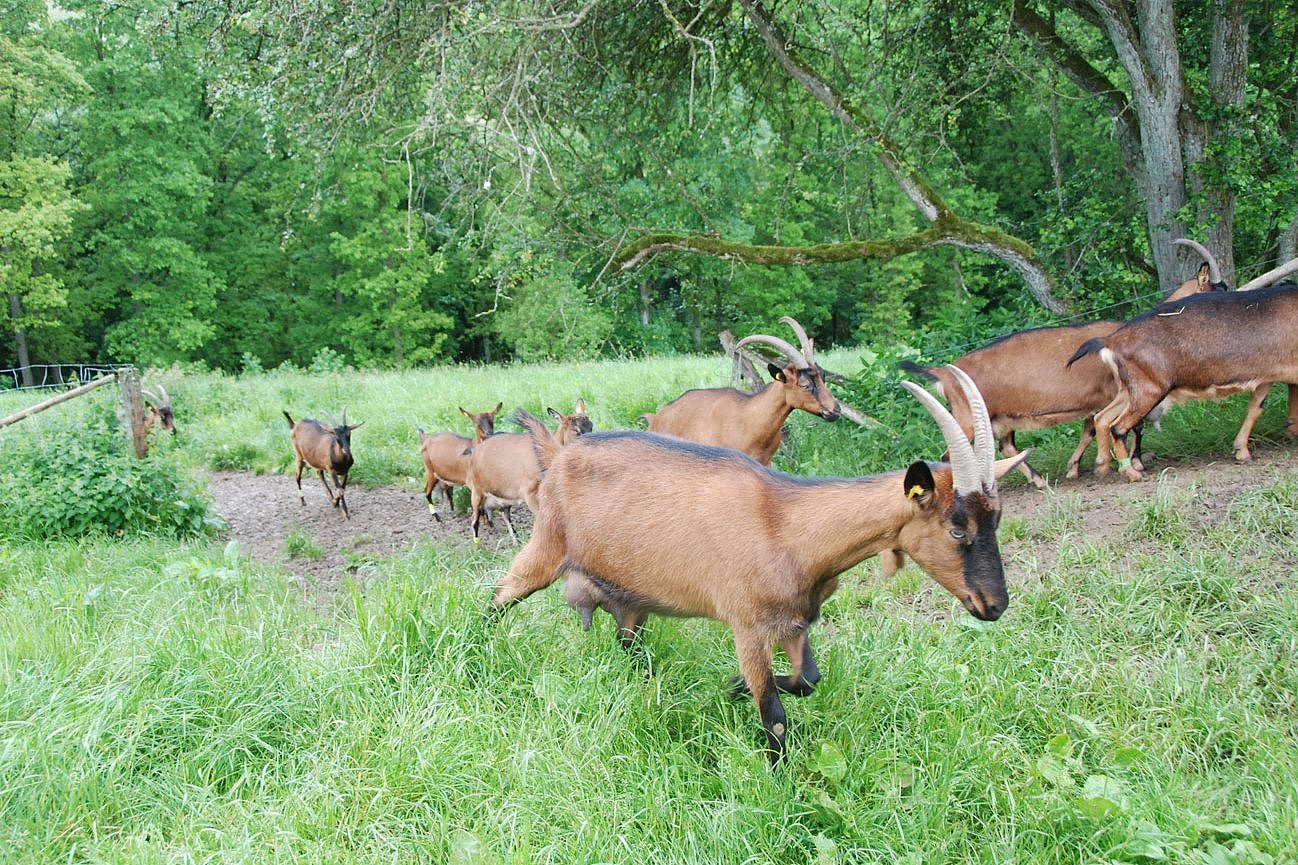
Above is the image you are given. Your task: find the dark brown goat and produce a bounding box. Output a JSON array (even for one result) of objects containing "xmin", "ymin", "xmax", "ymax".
[
  {"xmin": 491, "ymin": 367, "xmax": 1026, "ymax": 764},
  {"xmin": 417, "ymin": 402, "xmax": 502, "ymax": 521},
  {"xmin": 284, "ymin": 407, "xmax": 363, "ymax": 518},
  {"xmin": 1068, "ymin": 282, "xmax": 1298, "ymax": 480},
  {"xmin": 466, "ymin": 401, "xmax": 591, "ymax": 542},
  {"xmin": 644, "ymin": 316, "xmax": 841, "ymax": 464}
]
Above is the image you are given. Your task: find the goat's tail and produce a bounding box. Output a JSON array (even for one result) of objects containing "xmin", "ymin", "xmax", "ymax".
[
  {"xmin": 282, "ymin": 410, "xmax": 295, "ymax": 428},
  {"xmin": 417, "ymin": 427, "xmax": 427, "ymax": 443},
  {"xmin": 515, "ymin": 409, "xmax": 561, "ymax": 471},
  {"xmin": 898, "ymin": 359, "xmax": 937, "ymax": 382},
  {"xmin": 1066, "ymin": 338, "xmax": 1103, "ymax": 369}
]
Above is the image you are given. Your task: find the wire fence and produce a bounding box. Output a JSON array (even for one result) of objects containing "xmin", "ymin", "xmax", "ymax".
[{"xmin": 0, "ymin": 364, "xmax": 130, "ymax": 392}]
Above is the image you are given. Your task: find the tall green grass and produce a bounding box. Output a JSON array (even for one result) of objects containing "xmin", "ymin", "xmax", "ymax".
[
  {"xmin": 1, "ymin": 354, "xmax": 1296, "ymax": 863},
  {"xmin": 2, "ymin": 486, "xmax": 1296, "ymax": 863}
]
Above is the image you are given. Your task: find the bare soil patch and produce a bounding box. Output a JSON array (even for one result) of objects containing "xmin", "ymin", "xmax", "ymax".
[
  {"xmin": 204, "ymin": 470, "xmax": 529, "ymax": 595},
  {"xmin": 204, "ymin": 444, "xmax": 1295, "ymax": 597}
]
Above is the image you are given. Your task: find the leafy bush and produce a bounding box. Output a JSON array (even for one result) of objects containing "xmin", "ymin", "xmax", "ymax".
[{"xmin": 0, "ymin": 403, "xmax": 222, "ymax": 540}]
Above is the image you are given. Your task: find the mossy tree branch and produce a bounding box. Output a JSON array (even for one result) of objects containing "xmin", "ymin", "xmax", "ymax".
[{"xmin": 611, "ymin": 0, "xmax": 1067, "ymax": 313}]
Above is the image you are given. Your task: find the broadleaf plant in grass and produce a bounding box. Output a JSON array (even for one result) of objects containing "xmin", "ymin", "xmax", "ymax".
[{"xmin": 0, "ymin": 399, "xmax": 220, "ymax": 540}]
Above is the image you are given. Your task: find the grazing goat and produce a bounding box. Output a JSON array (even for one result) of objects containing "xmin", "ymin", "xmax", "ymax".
[
  {"xmin": 895, "ymin": 238, "xmax": 1234, "ymax": 493},
  {"xmin": 466, "ymin": 400, "xmax": 591, "ymax": 542},
  {"xmin": 417, "ymin": 402, "xmax": 502, "ymax": 521},
  {"xmin": 284, "ymin": 407, "xmax": 363, "ymax": 518},
  {"xmin": 644, "ymin": 316, "xmax": 841, "ymax": 464},
  {"xmin": 1068, "ymin": 282, "xmax": 1298, "ymax": 480},
  {"xmin": 141, "ymin": 385, "xmax": 176, "ymax": 454},
  {"xmin": 899, "ymin": 320, "xmax": 1140, "ymax": 491},
  {"xmin": 490, "ymin": 368, "xmax": 1027, "ymax": 764}
]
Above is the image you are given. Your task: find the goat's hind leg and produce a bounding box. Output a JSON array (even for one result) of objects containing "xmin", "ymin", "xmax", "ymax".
[
  {"xmin": 315, "ymin": 468, "xmax": 337, "ymax": 506},
  {"xmin": 488, "ymin": 537, "xmax": 563, "ymax": 618}
]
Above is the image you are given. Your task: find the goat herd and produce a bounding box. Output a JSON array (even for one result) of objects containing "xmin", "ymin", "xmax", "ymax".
[{"xmin": 274, "ymin": 241, "xmax": 1296, "ymax": 764}]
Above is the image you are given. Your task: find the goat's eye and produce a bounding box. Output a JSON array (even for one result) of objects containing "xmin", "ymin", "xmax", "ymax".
[{"xmin": 950, "ymin": 528, "xmax": 967, "ymax": 541}]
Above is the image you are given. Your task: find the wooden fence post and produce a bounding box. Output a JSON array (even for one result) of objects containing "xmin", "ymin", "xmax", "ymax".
[{"xmin": 117, "ymin": 366, "xmax": 148, "ymax": 458}]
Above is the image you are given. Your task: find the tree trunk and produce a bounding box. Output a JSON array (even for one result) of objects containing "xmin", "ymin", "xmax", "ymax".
[{"xmin": 8, "ymin": 292, "xmax": 33, "ymax": 388}]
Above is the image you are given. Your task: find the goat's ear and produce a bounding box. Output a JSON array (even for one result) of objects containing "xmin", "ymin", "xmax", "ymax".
[
  {"xmin": 346, "ymin": 421, "xmax": 364, "ymax": 431},
  {"xmin": 994, "ymin": 449, "xmax": 1031, "ymax": 479},
  {"xmin": 547, "ymin": 407, "xmax": 562, "ymax": 422},
  {"xmin": 459, "ymin": 406, "xmax": 471, "ymax": 419},
  {"xmin": 767, "ymin": 362, "xmax": 787, "ymax": 382},
  {"xmin": 492, "ymin": 401, "xmax": 504, "ymax": 415},
  {"xmin": 574, "ymin": 398, "xmax": 586, "ymax": 414},
  {"xmin": 903, "ymin": 460, "xmax": 937, "ymax": 508}
]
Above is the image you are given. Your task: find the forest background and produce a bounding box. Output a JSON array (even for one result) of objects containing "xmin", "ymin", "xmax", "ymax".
[{"xmin": 3, "ymin": 0, "xmax": 1296, "ymax": 377}]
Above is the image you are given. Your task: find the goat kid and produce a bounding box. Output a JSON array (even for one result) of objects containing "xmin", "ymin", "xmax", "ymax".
[
  {"xmin": 466, "ymin": 400, "xmax": 591, "ymax": 543},
  {"xmin": 284, "ymin": 407, "xmax": 363, "ymax": 518},
  {"xmin": 418, "ymin": 402, "xmax": 502, "ymax": 521},
  {"xmin": 1068, "ymin": 282, "xmax": 1298, "ymax": 480},
  {"xmin": 644, "ymin": 316, "xmax": 841, "ymax": 465},
  {"xmin": 491, "ymin": 367, "xmax": 1027, "ymax": 764}
]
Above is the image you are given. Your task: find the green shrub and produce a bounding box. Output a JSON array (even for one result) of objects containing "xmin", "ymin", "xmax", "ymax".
[{"xmin": 0, "ymin": 403, "xmax": 222, "ymax": 540}]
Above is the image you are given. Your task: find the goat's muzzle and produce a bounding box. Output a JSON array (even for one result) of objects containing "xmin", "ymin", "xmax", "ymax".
[
  {"xmin": 820, "ymin": 403, "xmax": 842, "ymax": 421},
  {"xmin": 963, "ymin": 589, "xmax": 1007, "ymax": 622}
]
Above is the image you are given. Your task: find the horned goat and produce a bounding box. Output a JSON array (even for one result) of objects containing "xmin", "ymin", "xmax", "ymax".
[
  {"xmin": 417, "ymin": 402, "xmax": 502, "ymax": 521},
  {"xmin": 140, "ymin": 385, "xmax": 175, "ymax": 454},
  {"xmin": 490, "ymin": 368, "xmax": 1026, "ymax": 764},
  {"xmin": 1068, "ymin": 281, "xmax": 1298, "ymax": 480},
  {"xmin": 283, "ymin": 407, "xmax": 363, "ymax": 518},
  {"xmin": 644, "ymin": 316, "xmax": 841, "ymax": 464},
  {"xmin": 466, "ymin": 400, "xmax": 591, "ymax": 543}
]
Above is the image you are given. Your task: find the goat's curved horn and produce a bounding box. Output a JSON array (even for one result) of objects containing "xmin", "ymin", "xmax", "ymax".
[
  {"xmin": 945, "ymin": 364, "xmax": 995, "ymax": 490},
  {"xmin": 735, "ymin": 333, "xmax": 810, "ymax": 370},
  {"xmin": 901, "ymin": 373, "xmax": 980, "ymax": 495},
  {"xmin": 1173, "ymin": 238, "xmax": 1224, "ymax": 286},
  {"xmin": 323, "ymin": 410, "xmax": 340, "ymax": 428},
  {"xmin": 778, "ymin": 316, "xmax": 815, "ymax": 363},
  {"xmin": 155, "ymin": 384, "xmax": 170, "ymax": 406},
  {"xmin": 141, "ymin": 388, "xmax": 160, "ymax": 407}
]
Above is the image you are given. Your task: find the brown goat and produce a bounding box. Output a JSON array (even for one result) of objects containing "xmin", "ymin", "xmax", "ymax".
[
  {"xmin": 899, "ymin": 319, "xmax": 1139, "ymax": 491},
  {"xmin": 417, "ymin": 402, "xmax": 502, "ymax": 521},
  {"xmin": 284, "ymin": 407, "xmax": 363, "ymax": 518},
  {"xmin": 490, "ymin": 368, "xmax": 1027, "ymax": 764},
  {"xmin": 466, "ymin": 400, "xmax": 591, "ymax": 542},
  {"xmin": 644, "ymin": 316, "xmax": 841, "ymax": 464},
  {"xmin": 140, "ymin": 385, "xmax": 176, "ymax": 454},
  {"xmin": 894, "ymin": 239, "xmax": 1241, "ymax": 495},
  {"xmin": 1068, "ymin": 282, "xmax": 1298, "ymax": 480}
]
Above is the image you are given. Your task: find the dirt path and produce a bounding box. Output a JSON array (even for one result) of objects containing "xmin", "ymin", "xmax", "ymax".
[{"xmin": 205, "ymin": 444, "xmax": 1296, "ymax": 597}]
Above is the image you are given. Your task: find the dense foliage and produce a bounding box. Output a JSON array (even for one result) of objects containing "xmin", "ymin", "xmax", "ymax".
[
  {"xmin": 0, "ymin": 398, "xmax": 219, "ymax": 539},
  {"xmin": 1, "ymin": 0, "xmax": 1295, "ymax": 373}
]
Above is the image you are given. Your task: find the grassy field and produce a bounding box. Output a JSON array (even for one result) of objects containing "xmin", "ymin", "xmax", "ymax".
[{"xmin": 1, "ymin": 353, "xmax": 1296, "ymax": 864}]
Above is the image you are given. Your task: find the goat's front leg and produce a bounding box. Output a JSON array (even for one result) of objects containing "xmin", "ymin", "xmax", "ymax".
[
  {"xmin": 332, "ymin": 471, "xmax": 350, "ymax": 518},
  {"xmin": 730, "ymin": 628, "xmax": 819, "ymax": 697},
  {"xmin": 733, "ymin": 630, "xmax": 787, "ymax": 765}
]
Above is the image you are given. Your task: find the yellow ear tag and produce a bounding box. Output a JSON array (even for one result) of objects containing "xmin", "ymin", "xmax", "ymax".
[{"xmin": 907, "ymin": 484, "xmax": 925, "ymax": 499}]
